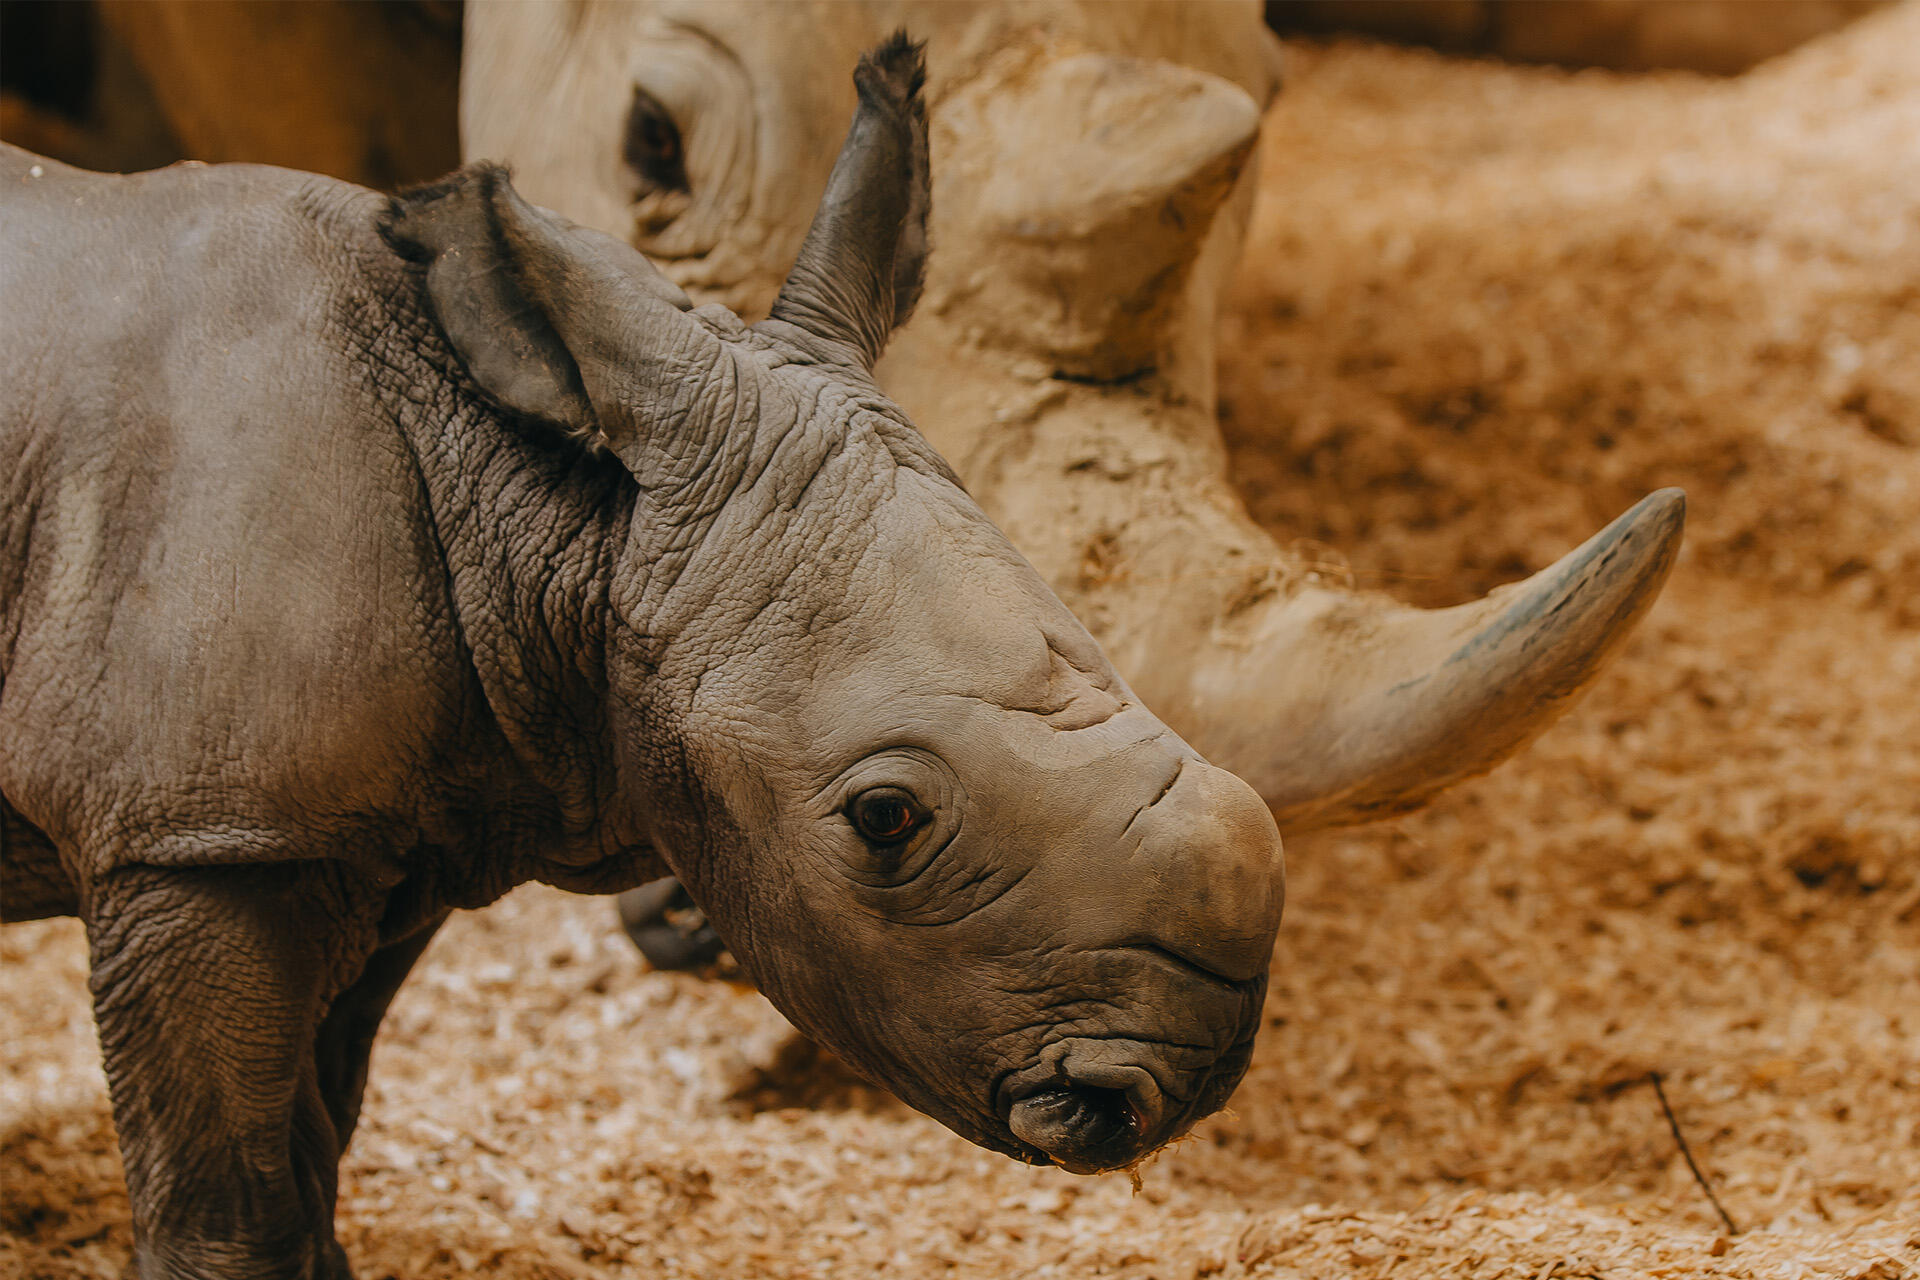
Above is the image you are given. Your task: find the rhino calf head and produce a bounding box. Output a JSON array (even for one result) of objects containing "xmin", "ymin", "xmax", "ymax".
[
  {"xmin": 388, "ymin": 37, "xmax": 1284, "ymax": 1173},
  {"xmin": 2, "ymin": 37, "xmax": 1284, "ymax": 1275}
]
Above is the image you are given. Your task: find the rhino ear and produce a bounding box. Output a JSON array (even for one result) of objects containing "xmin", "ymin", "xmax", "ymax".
[
  {"xmin": 383, "ymin": 164, "xmax": 697, "ymax": 448},
  {"xmin": 767, "ymin": 32, "xmax": 929, "ymax": 370}
]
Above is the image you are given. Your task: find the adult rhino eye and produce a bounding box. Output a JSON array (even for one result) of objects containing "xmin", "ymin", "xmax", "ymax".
[
  {"xmin": 848, "ymin": 788, "xmax": 927, "ymax": 845},
  {"xmin": 624, "ymin": 85, "xmax": 689, "ymax": 195}
]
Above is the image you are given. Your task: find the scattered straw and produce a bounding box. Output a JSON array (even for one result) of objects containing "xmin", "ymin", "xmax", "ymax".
[{"xmin": 8, "ymin": 7, "xmax": 1920, "ymax": 1277}]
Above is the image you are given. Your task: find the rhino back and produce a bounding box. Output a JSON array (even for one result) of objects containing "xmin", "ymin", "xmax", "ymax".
[{"xmin": 0, "ymin": 147, "xmax": 480, "ymax": 881}]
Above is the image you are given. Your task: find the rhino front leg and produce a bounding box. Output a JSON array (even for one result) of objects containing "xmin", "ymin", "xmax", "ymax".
[
  {"xmin": 85, "ymin": 860, "xmax": 381, "ymax": 1280},
  {"xmin": 314, "ymin": 914, "xmax": 447, "ymax": 1149}
]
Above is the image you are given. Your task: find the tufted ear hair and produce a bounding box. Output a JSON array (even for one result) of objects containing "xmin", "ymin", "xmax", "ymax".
[
  {"xmin": 382, "ymin": 163, "xmax": 701, "ymax": 449},
  {"xmin": 766, "ymin": 32, "xmax": 930, "ymax": 370}
]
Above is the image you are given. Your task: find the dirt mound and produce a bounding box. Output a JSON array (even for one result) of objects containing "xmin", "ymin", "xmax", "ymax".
[{"xmin": 5, "ymin": 6, "xmax": 1918, "ymax": 1277}]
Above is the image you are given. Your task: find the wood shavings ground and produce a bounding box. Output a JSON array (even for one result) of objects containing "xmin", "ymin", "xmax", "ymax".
[{"xmin": 5, "ymin": 7, "xmax": 1919, "ymax": 1277}]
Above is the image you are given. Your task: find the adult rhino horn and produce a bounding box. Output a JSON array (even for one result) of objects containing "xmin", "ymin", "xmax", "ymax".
[
  {"xmin": 767, "ymin": 31, "xmax": 929, "ymax": 369},
  {"xmin": 876, "ymin": 44, "xmax": 1685, "ymax": 836},
  {"xmin": 1150, "ymin": 489, "xmax": 1688, "ymax": 832}
]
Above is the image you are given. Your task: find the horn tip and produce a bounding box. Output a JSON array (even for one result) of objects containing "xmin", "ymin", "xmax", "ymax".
[
  {"xmin": 1632, "ymin": 485, "xmax": 1687, "ymax": 536},
  {"xmin": 1601, "ymin": 485, "xmax": 1688, "ymax": 594},
  {"xmin": 1505, "ymin": 486, "xmax": 1689, "ymax": 645}
]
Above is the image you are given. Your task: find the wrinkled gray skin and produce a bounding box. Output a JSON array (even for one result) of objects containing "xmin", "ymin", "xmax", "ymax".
[{"xmin": 0, "ymin": 41, "xmax": 1282, "ymax": 1280}]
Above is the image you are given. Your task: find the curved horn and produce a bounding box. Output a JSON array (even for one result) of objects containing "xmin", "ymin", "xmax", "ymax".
[
  {"xmin": 870, "ymin": 41, "xmax": 1686, "ymax": 836},
  {"xmin": 766, "ymin": 31, "xmax": 928, "ymax": 368},
  {"xmin": 1171, "ymin": 490, "xmax": 1687, "ymax": 830}
]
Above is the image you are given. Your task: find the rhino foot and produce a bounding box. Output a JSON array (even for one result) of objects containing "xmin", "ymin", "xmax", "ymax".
[{"xmin": 616, "ymin": 878, "xmax": 729, "ymax": 973}]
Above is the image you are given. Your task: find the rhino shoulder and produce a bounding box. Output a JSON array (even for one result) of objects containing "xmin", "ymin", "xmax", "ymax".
[{"xmin": 1, "ymin": 149, "xmax": 481, "ymax": 873}]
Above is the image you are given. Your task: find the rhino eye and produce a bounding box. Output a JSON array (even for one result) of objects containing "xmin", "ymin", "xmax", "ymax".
[
  {"xmin": 624, "ymin": 85, "xmax": 689, "ymax": 194},
  {"xmin": 847, "ymin": 788, "xmax": 927, "ymax": 845}
]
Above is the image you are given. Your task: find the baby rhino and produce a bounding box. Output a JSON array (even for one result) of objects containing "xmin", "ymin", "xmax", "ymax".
[{"xmin": 0, "ymin": 37, "xmax": 1283, "ymax": 1280}]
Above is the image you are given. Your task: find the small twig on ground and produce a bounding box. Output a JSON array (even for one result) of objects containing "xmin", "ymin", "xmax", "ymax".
[{"xmin": 1649, "ymin": 1071, "xmax": 1740, "ymax": 1236}]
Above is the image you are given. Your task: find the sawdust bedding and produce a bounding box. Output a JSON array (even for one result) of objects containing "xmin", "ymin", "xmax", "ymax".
[{"xmin": 4, "ymin": 9, "xmax": 1918, "ymax": 1278}]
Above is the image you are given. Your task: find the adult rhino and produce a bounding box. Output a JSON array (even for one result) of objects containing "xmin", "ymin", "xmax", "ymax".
[
  {"xmin": 463, "ymin": 0, "xmax": 1686, "ymax": 963},
  {"xmin": 0, "ymin": 41, "xmax": 1283, "ymax": 1279},
  {"xmin": 467, "ymin": 0, "xmax": 1685, "ymax": 836}
]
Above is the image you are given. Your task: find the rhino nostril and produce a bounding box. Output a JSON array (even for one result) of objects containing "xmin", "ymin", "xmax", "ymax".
[{"xmin": 1007, "ymin": 1086, "xmax": 1144, "ymax": 1171}]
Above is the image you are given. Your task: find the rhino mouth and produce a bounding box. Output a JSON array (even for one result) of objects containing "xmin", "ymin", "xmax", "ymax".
[
  {"xmin": 1008, "ymin": 1085, "xmax": 1148, "ymax": 1172},
  {"xmin": 991, "ymin": 1023, "xmax": 1258, "ymax": 1174},
  {"xmin": 995, "ymin": 1069, "xmax": 1223, "ymax": 1175}
]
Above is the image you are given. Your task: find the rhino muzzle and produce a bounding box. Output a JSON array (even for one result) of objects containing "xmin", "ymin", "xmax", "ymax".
[
  {"xmin": 1008, "ymin": 1086, "xmax": 1146, "ymax": 1172},
  {"xmin": 1006, "ymin": 1044, "xmax": 1165, "ymax": 1172},
  {"xmin": 999, "ymin": 1022, "xmax": 1260, "ymax": 1173},
  {"xmin": 967, "ymin": 751, "xmax": 1282, "ymax": 1174}
]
